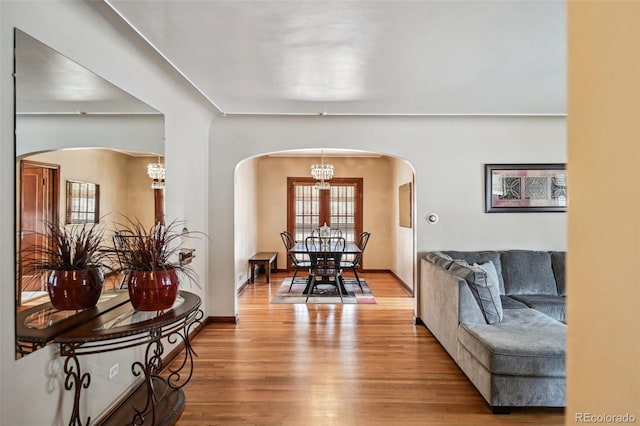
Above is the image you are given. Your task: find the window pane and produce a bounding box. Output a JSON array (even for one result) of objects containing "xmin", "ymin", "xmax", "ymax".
[{"xmin": 66, "ymin": 181, "xmax": 99, "ymax": 224}]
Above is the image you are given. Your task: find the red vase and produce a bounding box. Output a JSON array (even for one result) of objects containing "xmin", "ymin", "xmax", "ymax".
[
  {"xmin": 127, "ymin": 269, "xmax": 179, "ymax": 311},
  {"xmin": 47, "ymin": 268, "xmax": 104, "ymax": 311}
]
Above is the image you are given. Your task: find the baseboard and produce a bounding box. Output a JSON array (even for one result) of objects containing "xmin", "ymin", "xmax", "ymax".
[
  {"xmin": 389, "ymin": 270, "xmax": 414, "ymax": 296},
  {"xmin": 237, "ymin": 268, "xmax": 289, "ymax": 295},
  {"xmin": 237, "ymin": 269, "xmax": 289, "ymax": 295},
  {"xmin": 237, "ymin": 280, "xmax": 249, "ymax": 295},
  {"xmin": 207, "ymin": 314, "xmax": 240, "ymax": 324}
]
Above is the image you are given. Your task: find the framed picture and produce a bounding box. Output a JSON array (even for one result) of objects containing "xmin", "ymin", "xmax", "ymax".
[
  {"xmin": 398, "ymin": 182, "xmax": 412, "ymax": 228},
  {"xmin": 485, "ymin": 164, "xmax": 567, "ymax": 213}
]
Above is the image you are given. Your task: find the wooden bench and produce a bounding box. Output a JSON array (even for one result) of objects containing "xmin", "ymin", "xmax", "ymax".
[{"xmin": 248, "ymin": 252, "xmax": 278, "ymax": 284}]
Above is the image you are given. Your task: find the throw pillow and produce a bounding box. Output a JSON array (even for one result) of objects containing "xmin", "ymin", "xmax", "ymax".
[
  {"xmin": 470, "ymin": 262, "xmax": 504, "ymax": 324},
  {"xmin": 425, "ymin": 251, "xmax": 454, "ymax": 269}
]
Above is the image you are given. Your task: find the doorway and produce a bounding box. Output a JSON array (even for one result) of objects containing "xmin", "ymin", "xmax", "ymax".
[
  {"xmin": 233, "ymin": 152, "xmax": 415, "ymax": 303},
  {"xmin": 18, "ymin": 160, "xmax": 59, "ymax": 302}
]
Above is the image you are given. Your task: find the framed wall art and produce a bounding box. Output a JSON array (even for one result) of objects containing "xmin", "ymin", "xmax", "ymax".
[
  {"xmin": 398, "ymin": 182, "xmax": 412, "ymax": 227},
  {"xmin": 485, "ymin": 164, "xmax": 567, "ymax": 213}
]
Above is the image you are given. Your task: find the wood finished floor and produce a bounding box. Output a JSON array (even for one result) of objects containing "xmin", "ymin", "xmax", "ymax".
[{"xmin": 172, "ymin": 271, "xmax": 565, "ymax": 425}]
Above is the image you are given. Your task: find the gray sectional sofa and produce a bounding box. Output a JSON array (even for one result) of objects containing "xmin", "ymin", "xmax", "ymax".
[{"xmin": 419, "ymin": 249, "xmax": 566, "ymax": 412}]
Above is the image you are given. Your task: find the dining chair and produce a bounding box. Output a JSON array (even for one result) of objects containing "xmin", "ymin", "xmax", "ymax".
[
  {"xmin": 305, "ymin": 235, "xmax": 346, "ymax": 302},
  {"xmin": 280, "ymin": 231, "xmax": 311, "ymax": 291},
  {"xmin": 340, "ymin": 231, "xmax": 371, "ymax": 292}
]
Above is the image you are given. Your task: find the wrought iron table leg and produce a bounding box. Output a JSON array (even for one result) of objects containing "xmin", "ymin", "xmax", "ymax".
[
  {"xmin": 130, "ymin": 309, "xmax": 203, "ymax": 424},
  {"xmin": 166, "ymin": 310, "xmax": 203, "ymax": 389},
  {"xmin": 61, "ymin": 343, "xmax": 91, "ymax": 426},
  {"xmin": 131, "ymin": 328, "xmax": 164, "ymax": 425}
]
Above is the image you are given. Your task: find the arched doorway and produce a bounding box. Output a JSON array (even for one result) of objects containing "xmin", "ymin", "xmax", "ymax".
[{"xmin": 233, "ymin": 149, "xmax": 416, "ymax": 306}]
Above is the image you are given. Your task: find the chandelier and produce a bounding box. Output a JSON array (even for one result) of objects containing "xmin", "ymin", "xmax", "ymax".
[
  {"xmin": 311, "ymin": 151, "xmax": 334, "ymax": 190},
  {"xmin": 147, "ymin": 160, "xmax": 165, "ymax": 189}
]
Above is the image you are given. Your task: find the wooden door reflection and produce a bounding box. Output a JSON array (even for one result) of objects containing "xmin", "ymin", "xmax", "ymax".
[{"xmin": 19, "ymin": 160, "xmax": 59, "ymax": 305}]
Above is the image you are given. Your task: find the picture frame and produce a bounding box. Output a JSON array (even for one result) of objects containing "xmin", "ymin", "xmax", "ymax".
[
  {"xmin": 398, "ymin": 182, "xmax": 412, "ymax": 227},
  {"xmin": 484, "ymin": 164, "xmax": 567, "ymax": 213}
]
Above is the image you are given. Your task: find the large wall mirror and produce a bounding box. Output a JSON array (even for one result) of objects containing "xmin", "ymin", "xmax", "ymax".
[{"xmin": 14, "ymin": 29, "xmax": 165, "ymax": 359}]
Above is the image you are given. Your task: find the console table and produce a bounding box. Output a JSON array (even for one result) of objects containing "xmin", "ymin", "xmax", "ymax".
[
  {"xmin": 16, "ymin": 291, "xmax": 130, "ymax": 357},
  {"xmin": 51, "ymin": 291, "xmax": 203, "ymax": 426}
]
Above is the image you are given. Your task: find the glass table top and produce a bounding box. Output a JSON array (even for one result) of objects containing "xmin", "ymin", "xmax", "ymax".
[
  {"xmin": 24, "ymin": 293, "xmax": 123, "ymax": 330},
  {"xmin": 92, "ymin": 295, "xmax": 186, "ymax": 331}
]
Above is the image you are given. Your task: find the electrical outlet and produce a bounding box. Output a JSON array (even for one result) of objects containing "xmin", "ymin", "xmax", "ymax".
[
  {"xmin": 238, "ymin": 273, "xmax": 243, "ymax": 283},
  {"xmin": 108, "ymin": 363, "xmax": 119, "ymax": 380}
]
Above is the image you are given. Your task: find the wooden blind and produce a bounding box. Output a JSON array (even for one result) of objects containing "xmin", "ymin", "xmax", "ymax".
[{"xmin": 293, "ymin": 183, "xmax": 320, "ymax": 242}]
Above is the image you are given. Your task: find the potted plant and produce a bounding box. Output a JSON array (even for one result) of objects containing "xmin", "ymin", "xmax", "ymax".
[
  {"xmin": 21, "ymin": 220, "xmax": 111, "ymax": 310},
  {"xmin": 113, "ymin": 218, "xmax": 200, "ymax": 311}
]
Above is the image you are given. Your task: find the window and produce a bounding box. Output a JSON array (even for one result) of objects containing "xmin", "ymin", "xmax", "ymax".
[
  {"xmin": 287, "ymin": 177, "xmax": 363, "ymax": 264},
  {"xmin": 66, "ymin": 180, "xmax": 99, "ymax": 224},
  {"xmin": 328, "ymin": 183, "xmax": 359, "ymax": 242}
]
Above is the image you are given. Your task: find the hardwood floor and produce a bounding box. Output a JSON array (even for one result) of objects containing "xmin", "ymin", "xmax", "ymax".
[{"xmin": 173, "ymin": 271, "xmax": 564, "ymax": 425}]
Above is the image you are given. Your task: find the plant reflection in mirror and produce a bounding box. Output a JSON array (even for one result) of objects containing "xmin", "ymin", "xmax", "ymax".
[
  {"xmin": 20, "ymin": 220, "xmax": 113, "ymax": 310},
  {"xmin": 21, "ymin": 220, "xmax": 112, "ymax": 275}
]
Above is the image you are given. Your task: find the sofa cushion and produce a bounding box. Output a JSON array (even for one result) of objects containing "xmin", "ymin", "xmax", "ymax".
[
  {"xmin": 500, "ymin": 250, "xmax": 558, "ymax": 295},
  {"xmin": 471, "ymin": 262, "xmax": 503, "ymax": 324},
  {"xmin": 551, "ymin": 251, "xmax": 566, "ymax": 296},
  {"xmin": 458, "ymin": 309, "xmax": 566, "ymax": 377},
  {"xmin": 443, "ymin": 251, "xmax": 505, "ymax": 294},
  {"xmin": 500, "ymin": 295, "xmax": 529, "ymax": 310},
  {"xmin": 510, "ymin": 294, "xmax": 567, "ymax": 323},
  {"xmin": 445, "ymin": 260, "xmax": 502, "ymax": 324}
]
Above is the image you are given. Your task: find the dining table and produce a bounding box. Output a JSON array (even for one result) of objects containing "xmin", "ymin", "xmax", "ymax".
[{"xmin": 288, "ymin": 240, "xmax": 361, "ymax": 295}]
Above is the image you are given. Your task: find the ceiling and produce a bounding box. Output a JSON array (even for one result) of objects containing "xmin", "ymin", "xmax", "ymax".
[
  {"xmin": 15, "ymin": 30, "xmax": 162, "ymax": 158},
  {"xmin": 15, "ymin": 29, "xmax": 159, "ymax": 115},
  {"xmin": 105, "ymin": 0, "xmax": 566, "ymax": 116}
]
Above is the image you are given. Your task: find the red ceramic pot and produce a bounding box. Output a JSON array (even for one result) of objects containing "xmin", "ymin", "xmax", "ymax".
[
  {"xmin": 127, "ymin": 269, "xmax": 179, "ymax": 311},
  {"xmin": 47, "ymin": 268, "xmax": 104, "ymax": 311}
]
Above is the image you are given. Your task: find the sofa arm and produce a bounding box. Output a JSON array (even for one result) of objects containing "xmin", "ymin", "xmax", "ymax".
[{"xmin": 419, "ymin": 258, "xmax": 486, "ymax": 361}]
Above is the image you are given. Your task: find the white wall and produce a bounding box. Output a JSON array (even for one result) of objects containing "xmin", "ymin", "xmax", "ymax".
[
  {"xmin": 16, "ymin": 114, "xmax": 164, "ymax": 157},
  {"xmin": 391, "ymin": 157, "xmax": 415, "ymax": 289},
  {"xmin": 1, "ymin": 2, "xmax": 215, "ymax": 425},
  {"xmin": 235, "ymin": 157, "xmax": 259, "ymax": 289},
  {"xmin": 210, "ymin": 115, "xmax": 567, "ymax": 320}
]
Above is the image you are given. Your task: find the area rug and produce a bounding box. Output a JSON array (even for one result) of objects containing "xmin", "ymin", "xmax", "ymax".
[{"xmin": 271, "ymin": 277, "xmax": 376, "ymax": 304}]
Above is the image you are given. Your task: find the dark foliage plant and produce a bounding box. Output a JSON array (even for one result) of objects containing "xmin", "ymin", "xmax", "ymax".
[
  {"xmin": 113, "ymin": 218, "xmax": 201, "ymax": 288},
  {"xmin": 21, "ymin": 220, "xmax": 112, "ymax": 274}
]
